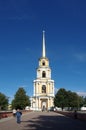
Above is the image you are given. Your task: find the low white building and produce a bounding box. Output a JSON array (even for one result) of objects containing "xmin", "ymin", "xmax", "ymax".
[{"xmin": 81, "ymin": 106, "xmax": 86, "ymax": 111}]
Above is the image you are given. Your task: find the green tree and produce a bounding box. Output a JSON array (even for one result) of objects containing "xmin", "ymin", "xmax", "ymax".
[
  {"xmin": 54, "ymin": 88, "xmax": 68, "ymax": 110},
  {"xmin": 83, "ymin": 96, "xmax": 86, "ymax": 106},
  {"xmin": 78, "ymin": 96, "xmax": 84, "ymax": 108},
  {"xmin": 69, "ymin": 92, "xmax": 79, "ymax": 109},
  {"xmin": 67, "ymin": 91, "xmax": 84, "ymax": 110},
  {"xmin": 12, "ymin": 87, "xmax": 31, "ymax": 110},
  {"xmin": 0, "ymin": 92, "xmax": 9, "ymax": 110},
  {"xmin": 54, "ymin": 88, "xmax": 83, "ymax": 110}
]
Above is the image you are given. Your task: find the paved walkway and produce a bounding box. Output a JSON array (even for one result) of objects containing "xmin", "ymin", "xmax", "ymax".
[{"xmin": 0, "ymin": 111, "xmax": 86, "ymax": 130}]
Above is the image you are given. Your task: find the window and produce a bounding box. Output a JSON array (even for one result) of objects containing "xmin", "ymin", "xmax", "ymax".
[
  {"xmin": 42, "ymin": 61, "xmax": 45, "ymax": 66},
  {"xmin": 42, "ymin": 71, "xmax": 46, "ymax": 78},
  {"xmin": 42, "ymin": 85, "xmax": 46, "ymax": 93}
]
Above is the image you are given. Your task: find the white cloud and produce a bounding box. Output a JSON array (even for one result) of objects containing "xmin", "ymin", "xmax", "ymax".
[
  {"xmin": 54, "ymin": 87, "xmax": 58, "ymax": 94},
  {"xmin": 74, "ymin": 53, "xmax": 86, "ymax": 62},
  {"xmin": 54, "ymin": 88, "xmax": 86, "ymax": 97},
  {"xmin": 77, "ymin": 91, "xmax": 86, "ymax": 97},
  {"xmin": 20, "ymin": 85, "xmax": 28, "ymax": 88}
]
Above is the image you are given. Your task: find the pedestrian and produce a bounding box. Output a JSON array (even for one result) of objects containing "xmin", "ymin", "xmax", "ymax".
[
  {"xmin": 16, "ymin": 109, "xmax": 22, "ymax": 123},
  {"xmin": 12, "ymin": 109, "xmax": 16, "ymax": 117},
  {"xmin": 74, "ymin": 110, "xmax": 77, "ymax": 119}
]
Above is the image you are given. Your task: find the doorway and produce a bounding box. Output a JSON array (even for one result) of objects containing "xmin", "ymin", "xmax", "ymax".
[{"xmin": 41, "ymin": 99, "xmax": 47, "ymax": 111}]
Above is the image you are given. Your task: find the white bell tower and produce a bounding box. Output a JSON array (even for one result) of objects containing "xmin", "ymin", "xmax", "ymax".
[{"xmin": 32, "ymin": 31, "xmax": 55, "ymax": 111}]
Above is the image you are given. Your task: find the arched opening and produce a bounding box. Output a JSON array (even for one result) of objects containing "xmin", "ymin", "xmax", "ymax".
[
  {"xmin": 42, "ymin": 61, "xmax": 45, "ymax": 66},
  {"xmin": 42, "ymin": 71, "xmax": 46, "ymax": 78},
  {"xmin": 42, "ymin": 85, "xmax": 46, "ymax": 93}
]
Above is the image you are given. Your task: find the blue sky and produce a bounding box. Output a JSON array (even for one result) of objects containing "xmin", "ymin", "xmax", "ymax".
[{"xmin": 0, "ymin": 0, "xmax": 86, "ymax": 102}]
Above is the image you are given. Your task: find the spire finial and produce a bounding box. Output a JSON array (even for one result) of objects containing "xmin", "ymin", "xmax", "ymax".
[{"xmin": 42, "ymin": 30, "xmax": 46, "ymax": 57}]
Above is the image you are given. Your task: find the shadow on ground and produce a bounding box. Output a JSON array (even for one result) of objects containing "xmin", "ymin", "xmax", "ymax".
[{"xmin": 21, "ymin": 112, "xmax": 86, "ymax": 130}]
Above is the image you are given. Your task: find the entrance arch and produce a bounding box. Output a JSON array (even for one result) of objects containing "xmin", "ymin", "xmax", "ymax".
[{"xmin": 41, "ymin": 99, "xmax": 47, "ymax": 111}]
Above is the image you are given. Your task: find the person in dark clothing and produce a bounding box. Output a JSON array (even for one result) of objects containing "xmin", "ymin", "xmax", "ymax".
[
  {"xmin": 74, "ymin": 110, "xmax": 77, "ymax": 119},
  {"xmin": 16, "ymin": 109, "xmax": 22, "ymax": 123}
]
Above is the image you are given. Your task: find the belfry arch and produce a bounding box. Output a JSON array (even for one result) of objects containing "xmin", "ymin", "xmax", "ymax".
[{"xmin": 42, "ymin": 71, "xmax": 46, "ymax": 78}]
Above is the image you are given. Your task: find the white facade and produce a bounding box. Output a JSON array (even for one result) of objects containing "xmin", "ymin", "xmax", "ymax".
[{"xmin": 31, "ymin": 31, "xmax": 55, "ymax": 111}]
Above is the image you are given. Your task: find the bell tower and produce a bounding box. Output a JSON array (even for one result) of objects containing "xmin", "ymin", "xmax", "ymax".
[{"xmin": 32, "ymin": 31, "xmax": 54, "ymax": 111}]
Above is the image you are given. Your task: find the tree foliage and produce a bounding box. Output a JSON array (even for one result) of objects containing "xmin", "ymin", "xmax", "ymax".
[
  {"xmin": 54, "ymin": 88, "xmax": 83, "ymax": 110},
  {"xmin": 54, "ymin": 88, "xmax": 68, "ymax": 110},
  {"xmin": 12, "ymin": 87, "xmax": 31, "ymax": 109},
  {"xmin": 0, "ymin": 92, "xmax": 9, "ymax": 110},
  {"xmin": 82, "ymin": 96, "xmax": 86, "ymax": 106}
]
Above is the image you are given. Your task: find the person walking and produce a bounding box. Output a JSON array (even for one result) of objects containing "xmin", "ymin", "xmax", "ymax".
[
  {"xmin": 16, "ymin": 109, "xmax": 22, "ymax": 123},
  {"xmin": 74, "ymin": 110, "xmax": 77, "ymax": 119}
]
